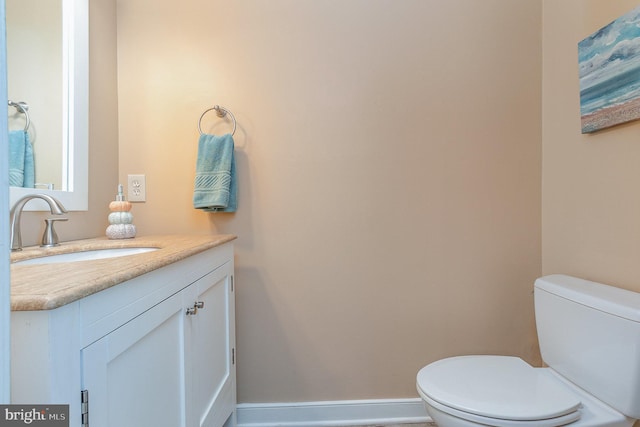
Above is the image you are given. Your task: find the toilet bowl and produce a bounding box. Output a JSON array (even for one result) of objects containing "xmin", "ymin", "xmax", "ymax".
[
  {"xmin": 416, "ymin": 275, "xmax": 640, "ymax": 427},
  {"xmin": 416, "ymin": 356, "xmax": 632, "ymax": 427}
]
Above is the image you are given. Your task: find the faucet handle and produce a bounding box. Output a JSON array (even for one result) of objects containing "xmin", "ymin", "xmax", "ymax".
[{"xmin": 41, "ymin": 217, "xmax": 68, "ymax": 248}]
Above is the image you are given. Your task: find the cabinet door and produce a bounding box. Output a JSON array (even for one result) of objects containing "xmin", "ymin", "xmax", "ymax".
[
  {"xmin": 186, "ymin": 263, "xmax": 235, "ymax": 427},
  {"xmin": 81, "ymin": 291, "xmax": 189, "ymax": 427}
]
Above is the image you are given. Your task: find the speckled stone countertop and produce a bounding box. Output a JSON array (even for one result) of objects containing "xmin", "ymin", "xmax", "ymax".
[{"xmin": 10, "ymin": 234, "xmax": 236, "ymax": 311}]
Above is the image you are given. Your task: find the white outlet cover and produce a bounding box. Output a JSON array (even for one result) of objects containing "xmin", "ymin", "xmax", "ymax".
[{"xmin": 127, "ymin": 174, "xmax": 146, "ymax": 202}]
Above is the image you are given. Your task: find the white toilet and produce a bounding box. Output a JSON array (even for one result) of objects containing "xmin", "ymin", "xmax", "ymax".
[{"xmin": 416, "ymin": 274, "xmax": 640, "ymax": 427}]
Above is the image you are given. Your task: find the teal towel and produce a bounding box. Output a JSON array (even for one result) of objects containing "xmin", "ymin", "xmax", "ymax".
[
  {"xmin": 193, "ymin": 133, "xmax": 237, "ymax": 212},
  {"xmin": 9, "ymin": 130, "xmax": 34, "ymax": 188}
]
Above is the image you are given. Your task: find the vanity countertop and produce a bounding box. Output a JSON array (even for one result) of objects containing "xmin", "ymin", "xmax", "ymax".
[{"xmin": 10, "ymin": 234, "xmax": 236, "ymax": 311}]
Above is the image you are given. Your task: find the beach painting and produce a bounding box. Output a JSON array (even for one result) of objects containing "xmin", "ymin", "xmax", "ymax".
[{"xmin": 579, "ymin": 6, "xmax": 640, "ymax": 133}]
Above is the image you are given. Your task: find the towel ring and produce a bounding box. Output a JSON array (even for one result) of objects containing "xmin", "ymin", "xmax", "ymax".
[
  {"xmin": 198, "ymin": 105, "xmax": 236, "ymax": 136},
  {"xmin": 8, "ymin": 100, "xmax": 30, "ymax": 131}
]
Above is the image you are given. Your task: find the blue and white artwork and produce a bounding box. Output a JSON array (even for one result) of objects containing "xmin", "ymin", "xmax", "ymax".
[{"xmin": 579, "ymin": 6, "xmax": 640, "ymax": 133}]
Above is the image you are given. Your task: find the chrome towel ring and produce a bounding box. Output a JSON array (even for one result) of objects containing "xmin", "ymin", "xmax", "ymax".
[
  {"xmin": 8, "ymin": 100, "xmax": 30, "ymax": 131},
  {"xmin": 198, "ymin": 105, "xmax": 236, "ymax": 136}
]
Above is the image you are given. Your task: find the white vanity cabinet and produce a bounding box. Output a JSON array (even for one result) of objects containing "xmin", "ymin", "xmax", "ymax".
[{"xmin": 11, "ymin": 242, "xmax": 235, "ymax": 427}]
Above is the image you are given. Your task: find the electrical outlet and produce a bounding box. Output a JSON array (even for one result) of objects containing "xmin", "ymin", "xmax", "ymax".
[{"xmin": 127, "ymin": 174, "xmax": 146, "ymax": 202}]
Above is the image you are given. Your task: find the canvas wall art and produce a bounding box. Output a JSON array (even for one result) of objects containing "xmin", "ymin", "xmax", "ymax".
[{"xmin": 579, "ymin": 6, "xmax": 640, "ymax": 133}]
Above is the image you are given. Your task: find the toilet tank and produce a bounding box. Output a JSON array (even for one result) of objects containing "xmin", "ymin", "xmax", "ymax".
[{"xmin": 534, "ymin": 274, "xmax": 640, "ymax": 419}]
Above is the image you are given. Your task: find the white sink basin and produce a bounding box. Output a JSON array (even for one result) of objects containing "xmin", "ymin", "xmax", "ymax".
[{"xmin": 14, "ymin": 247, "xmax": 159, "ymax": 265}]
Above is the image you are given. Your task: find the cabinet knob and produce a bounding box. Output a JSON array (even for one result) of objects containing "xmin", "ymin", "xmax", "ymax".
[{"xmin": 185, "ymin": 301, "xmax": 205, "ymax": 316}]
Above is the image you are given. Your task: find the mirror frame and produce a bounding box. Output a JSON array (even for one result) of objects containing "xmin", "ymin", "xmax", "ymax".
[{"xmin": 9, "ymin": 0, "xmax": 88, "ymax": 211}]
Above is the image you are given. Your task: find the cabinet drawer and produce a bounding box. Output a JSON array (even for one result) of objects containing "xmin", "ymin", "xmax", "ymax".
[{"xmin": 80, "ymin": 244, "xmax": 233, "ymax": 347}]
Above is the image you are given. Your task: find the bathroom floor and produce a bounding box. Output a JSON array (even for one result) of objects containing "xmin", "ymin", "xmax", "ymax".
[{"xmin": 347, "ymin": 424, "xmax": 436, "ymax": 427}]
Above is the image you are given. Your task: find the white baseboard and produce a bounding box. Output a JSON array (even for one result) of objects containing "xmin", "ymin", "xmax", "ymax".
[{"xmin": 236, "ymin": 398, "xmax": 432, "ymax": 427}]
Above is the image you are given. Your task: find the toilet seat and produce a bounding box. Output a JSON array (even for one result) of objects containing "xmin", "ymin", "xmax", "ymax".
[
  {"xmin": 416, "ymin": 355, "xmax": 582, "ymax": 427},
  {"xmin": 421, "ymin": 394, "xmax": 581, "ymax": 427}
]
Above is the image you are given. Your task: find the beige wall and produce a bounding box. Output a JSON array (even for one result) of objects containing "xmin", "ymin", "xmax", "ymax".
[
  {"xmin": 542, "ymin": 0, "xmax": 640, "ymax": 292},
  {"xmin": 117, "ymin": 0, "xmax": 542, "ymax": 402}
]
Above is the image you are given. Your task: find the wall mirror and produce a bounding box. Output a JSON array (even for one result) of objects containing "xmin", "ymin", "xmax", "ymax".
[{"xmin": 6, "ymin": 0, "xmax": 88, "ymax": 211}]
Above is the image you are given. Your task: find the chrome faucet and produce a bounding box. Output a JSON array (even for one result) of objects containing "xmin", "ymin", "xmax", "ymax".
[{"xmin": 10, "ymin": 194, "xmax": 68, "ymax": 251}]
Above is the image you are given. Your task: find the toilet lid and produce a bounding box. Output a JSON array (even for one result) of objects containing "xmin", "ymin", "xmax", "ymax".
[{"xmin": 416, "ymin": 356, "xmax": 581, "ymax": 422}]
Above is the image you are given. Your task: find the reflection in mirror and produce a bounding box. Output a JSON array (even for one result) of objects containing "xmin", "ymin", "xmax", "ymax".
[
  {"xmin": 7, "ymin": 0, "xmax": 63, "ymax": 190},
  {"xmin": 6, "ymin": 0, "xmax": 88, "ymax": 211}
]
